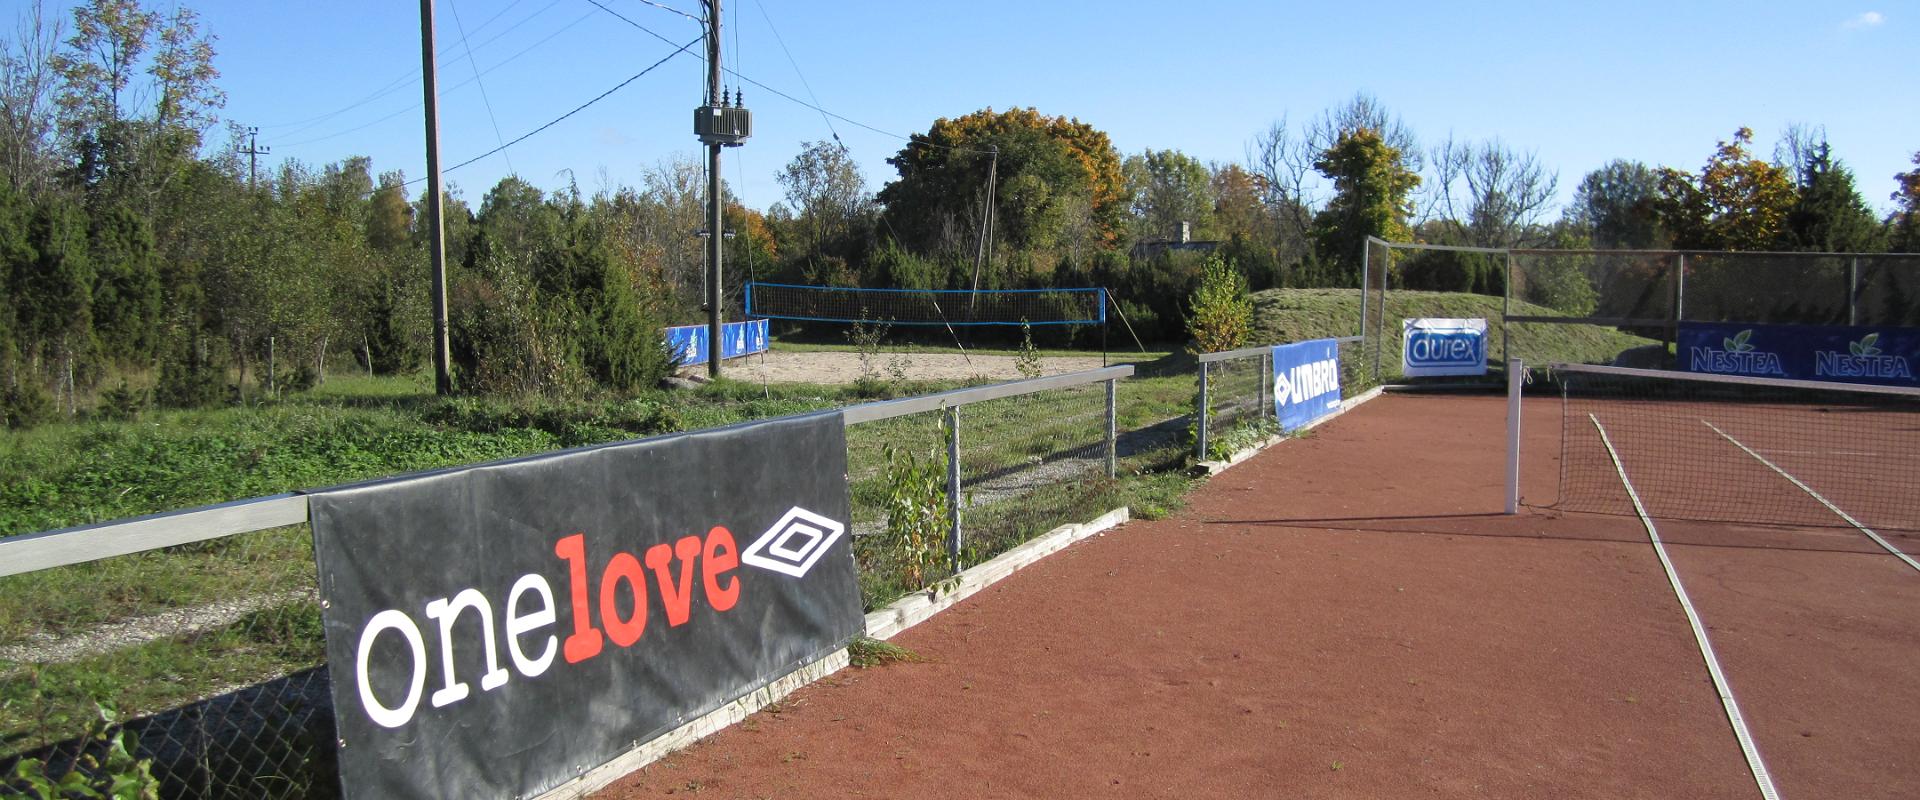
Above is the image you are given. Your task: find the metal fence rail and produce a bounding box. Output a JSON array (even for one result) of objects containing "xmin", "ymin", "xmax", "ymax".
[{"xmin": 2, "ymin": 365, "xmax": 1135, "ymax": 798}]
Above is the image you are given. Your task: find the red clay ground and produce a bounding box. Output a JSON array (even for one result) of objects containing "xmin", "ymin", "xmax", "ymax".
[{"xmin": 593, "ymin": 394, "xmax": 1920, "ymax": 799}]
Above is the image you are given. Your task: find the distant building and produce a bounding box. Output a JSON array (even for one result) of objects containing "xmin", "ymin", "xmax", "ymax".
[{"xmin": 1129, "ymin": 221, "xmax": 1222, "ymax": 260}]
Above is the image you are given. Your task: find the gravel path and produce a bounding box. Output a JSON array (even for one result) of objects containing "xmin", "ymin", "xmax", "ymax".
[{"xmin": 0, "ymin": 589, "xmax": 315, "ymax": 665}]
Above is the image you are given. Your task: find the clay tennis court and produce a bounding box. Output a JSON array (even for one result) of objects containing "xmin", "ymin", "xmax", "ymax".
[{"xmin": 593, "ymin": 392, "xmax": 1920, "ymax": 799}]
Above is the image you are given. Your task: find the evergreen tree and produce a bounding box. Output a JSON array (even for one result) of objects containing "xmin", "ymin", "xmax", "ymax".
[
  {"xmin": 1311, "ymin": 128, "xmax": 1419, "ymax": 284},
  {"xmin": 1780, "ymin": 142, "xmax": 1884, "ymax": 252}
]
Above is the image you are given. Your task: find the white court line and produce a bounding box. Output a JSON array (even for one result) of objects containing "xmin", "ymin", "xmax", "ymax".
[
  {"xmin": 1703, "ymin": 420, "xmax": 1920, "ymax": 575},
  {"xmin": 1590, "ymin": 414, "xmax": 1782, "ymax": 800}
]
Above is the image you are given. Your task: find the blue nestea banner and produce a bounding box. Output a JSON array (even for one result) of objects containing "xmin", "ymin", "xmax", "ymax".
[
  {"xmin": 1679, "ymin": 322, "xmax": 1920, "ymax": 386},
  {"xmin": 1272, "ymin": 339, "xmax": 1343, "ymax": 431}
]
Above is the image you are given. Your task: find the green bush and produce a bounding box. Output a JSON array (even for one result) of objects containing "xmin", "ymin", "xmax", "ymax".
[
  {"xmin": 4, "ymin": 378, "xmax": 55, "ymax": 429},
  {"xmin": 1186, "ymin": 255, "xmax": 1253, "ymax": 353}
]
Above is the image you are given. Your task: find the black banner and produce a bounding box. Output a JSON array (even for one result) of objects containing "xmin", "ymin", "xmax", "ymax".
[{"xmin": 308, "ymin": 411, "xmax": 862, "ymax": 800}]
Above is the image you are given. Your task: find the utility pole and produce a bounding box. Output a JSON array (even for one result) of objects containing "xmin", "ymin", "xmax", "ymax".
[
  {"xmin": 968, "ymin": 145, "xmax": 999, "ymax": 317},
  {"xmin": 420, "ymin": 0, "xmax": 453, "ymax": 395},
  {"xmin": 695, "ymin": 0, "xmax": 749, "ymax": 378},
  {"xmin": 242, "ymin": 127, "xmax": 270, "ymax": 189}
]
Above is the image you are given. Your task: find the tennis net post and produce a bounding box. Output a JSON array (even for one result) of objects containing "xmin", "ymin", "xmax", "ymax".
[{"xmin": 1506, "ymin": 358, "xmax": 1523, "ymax": 514}]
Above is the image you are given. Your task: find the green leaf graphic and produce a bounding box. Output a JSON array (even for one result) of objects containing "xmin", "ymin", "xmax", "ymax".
[
  {"xmin": 1851, "ymin": 340, "xmax": 1865, "ymax": 356},
  {"xmin": 1862, "ymin": 332, "xmax": 1880, "ymax": 355},
  {"xmin": 1733, "ymin": 329, "xmax": 1753, "ymax": 350}
]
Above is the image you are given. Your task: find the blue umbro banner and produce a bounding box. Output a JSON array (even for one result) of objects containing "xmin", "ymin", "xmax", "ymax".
[
  {"xmin": 665, "ymin": 319, "xmax": 769, "ymax": 366},
  {"xmin": 1272, "ymin": 338, "xmax": 1343, "ymax": 431},
  {"xmin": 1402, "ymin": 318, "xmax": 1487, "ymax": 377},
  {"xmin": 1679, "ymin": 322, "xmax": 1920, "ymax": 387}
]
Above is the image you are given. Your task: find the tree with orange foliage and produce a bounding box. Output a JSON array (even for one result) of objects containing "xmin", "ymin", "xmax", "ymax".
[
  {"xmin": 877, "ymin": 107, "xmax": 1124, "ymax": 276},
  {"xmin": 1653, "ymin": 128, "xmax": 1795, "ymax": 250}
]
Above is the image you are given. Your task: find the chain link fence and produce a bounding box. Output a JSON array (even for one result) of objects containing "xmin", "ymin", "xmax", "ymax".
[
  {"xmin": 1, "ymin": 525, "xmax": 336, "ymax": 799},
  {"xmin": 1367, "ymin": 239, "xmax": 1920, "ymax": 374},
  {"xmin": 843, "ymin": 369, "xmax": 1130, "ymax": 611},
  {"xmin": 5, "ymin": 366, "xmax": 1157, "ymax": 798}
]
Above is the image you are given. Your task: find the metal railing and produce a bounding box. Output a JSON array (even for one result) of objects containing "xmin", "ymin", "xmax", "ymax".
[
  {"xmin": 0, "ymin": 365, "xmax": 1135, "ymax": 798},
  {"xmin": 1194, "ymin": 338, "xmax": 1361, "ymax": 460}
]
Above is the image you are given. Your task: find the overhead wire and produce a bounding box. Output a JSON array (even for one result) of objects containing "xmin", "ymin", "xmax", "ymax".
[
  {"xmin": 447, "ymin": 0, "xmax": 517, "ymax": 175},
  {"xmin": 261, "ymin": 0, "xmax": 559, "ymax": 134},
  {"xmin": 748, "ymin": 0, "xmax": 837, "ymax": 144},
  {"xmin": 630, "ymin": 0, "xmax": 700, "ymax": 23},
  {"xmin": 278, "ymin": 8, "xmax": 599, "ymax": 148},
  {"xmin": 409, "ymin": 34, "xmax": 703, "ymax": 185},
  {"xmin": 599, "ymin": 0, "xmax": 994, "ymax": 158}
]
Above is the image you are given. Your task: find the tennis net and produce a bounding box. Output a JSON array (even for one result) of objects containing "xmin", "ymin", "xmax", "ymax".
[{"xmin": 1536, "ymin": 364, "xmax": 1920, "ymax": 533}]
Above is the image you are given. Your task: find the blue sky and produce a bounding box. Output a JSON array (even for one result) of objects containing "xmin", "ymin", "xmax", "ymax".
[{"xmin": 8, "ymin": 0, "xmax": 1916, "ymax": 215}]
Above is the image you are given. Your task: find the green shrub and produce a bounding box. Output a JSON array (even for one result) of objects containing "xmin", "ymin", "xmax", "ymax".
[
  {"xmin": 4, "ymin": 378, "xmax": 55, "ymax": 429},
  {"xmin": 878, "ymin": 433, "xmax": 951, "ymax": 591},
  {"xmin": 95, "ymin": 380, "xmax": 149, "ymax": 422},
  {"xmin": 1186, "ymin": 255, "xmax": 1252, "ymax": 353}
]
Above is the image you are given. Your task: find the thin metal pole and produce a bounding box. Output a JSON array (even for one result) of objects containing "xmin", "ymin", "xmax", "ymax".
[
  {"xmin": 1848, "ymin": 256, "xmax": 1859, "ymax": 326},
  {"xmin": 1505, "ymin": 359, "xmax": 1523, "ymax": 515},
  {"xmin": 1195, "ymin": 363, "xmax": 1210, "ymax": 461},
  {"xmin": 946, "ymin": 405, "xmax": 962, "ymax": 569},
  {"xmin": 1360, "ymin": 240, "xmax": 1370, "ymax": 353},
  {"xmin": 1258, "ymin": 352, "xmax": 1270, "ymax": 420},
  {"xmin": 420, "ymin": 0, "xmax": 452, "ymax": 395},
  {"xmin": 1105, "ymin": 379, "xmax": 1117, "ymax": 479},
  {"xmin": 1376, "ymin": 247, "xmax": 1390, "ymax": 382},
  {"xmin": 1502, "ymin": 252, "xmax": 1513, "ymax": 368},
  {"xmin": 704, "ymin": 0, "xmax": 725, "ymax": 378},
  {"xmin": 1670, "ymin": 254, "xmax": 1686, "ymax": 360}
]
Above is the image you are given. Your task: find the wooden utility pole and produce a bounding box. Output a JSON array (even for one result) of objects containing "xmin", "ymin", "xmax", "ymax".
[
  {"xmin": 243, "ymin": 127, "xmax": 270, "ymax": 189},
  {"xmin": 695, "ymin": 0, "xmax": 749, "ymax": 378},
  {"xmin": 968, "ymin": 146, "xmax": 999, "ymax": 317},
  {"xmin": 704, "ymin": 1, "xmax": 724, "ymax": 378},
  {"xmin": 420, "ymin": 0, "xmax": 453, "ymax": 395}
]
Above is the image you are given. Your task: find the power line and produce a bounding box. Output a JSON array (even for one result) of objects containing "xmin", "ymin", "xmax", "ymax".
[
  {"xmin": 412, "ymin": 34, "xmax": 703, "ymax": 184},
  {"xmin": 748, "ymin": 0, "xmax": 836, "ymax": 143},
  {"xmin": 582, "ymin": 0, "xmax": 684, "ymax": 48},
  {"xmin": 720, "ymin": 68, "xmax": 995, "ymax": 156},
  {"xmin": 261, "ymin": 0, "xmax": 560, "ymax": 133},
  {"xmin": 592, "ymin": 0, "xmax": 992, "ymax": 160},
  {"xmin": 448, "ymin": 0, "xmax": 516, "ymax": 175},
  {"xmin": 278, "ymin": 8, "xmax": 597, "ymax": 148},
  {"xmin": 630, "ymin": 0, "xmax": 700, "ymax": 23}
]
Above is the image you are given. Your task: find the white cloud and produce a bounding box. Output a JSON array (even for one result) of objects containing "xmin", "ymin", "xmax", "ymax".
[{"xmin": 1842, "ymin": 11, "xmax": 1885, "ymax": 29}]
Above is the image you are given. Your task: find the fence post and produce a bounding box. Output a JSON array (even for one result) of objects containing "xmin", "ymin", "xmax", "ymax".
[
  {"xmin": 1105, "ymin": 378, "xmax": 1117, "ymax": 479},
  {"xmin": 1849, "ymin": 256, "xmax": 1860, "ymax": 326},
  {"xmin": 1669, "ymin": 253, "xmax": 1687, "ymax": 356},
  {"xmin": 1360, "ymin": 240, "xmax": 1370, "ymax": 362},
  {"xmin": 1195, "ymin": 362, "xmax": 1210, "ymax": 462},
  {"xmin": 946, "ymin": 405, "xmax": 962, "ymax": 569},
  {"xmin": 1258, "ymin": 351, "xmax": 1270, "ymax": 420},
  {"xmin": 1505, "ymin": 359, "xmax": 1523, "ymax": 515},
  {"xmin": 1376, "ymin": 247, "xmax": 1391, "ymax": 383},
  {"xmin": 1502, "ymin": 252, "xmax": 1513, "ymax": 368}
]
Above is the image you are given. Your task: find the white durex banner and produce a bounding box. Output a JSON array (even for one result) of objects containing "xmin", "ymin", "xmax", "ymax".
[{"xmin": 1402, "ymin": 318, "xmax": 1488, "ymax": 377}]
